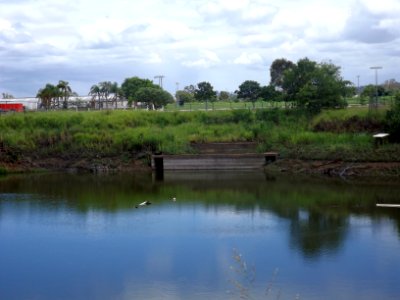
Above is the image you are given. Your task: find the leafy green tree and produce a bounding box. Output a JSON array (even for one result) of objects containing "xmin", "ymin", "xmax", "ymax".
[
  {"xmin": 194, "ymin": 81, "xmax": 217, "ymax": 110},
  {"xmin": 361, "ymin": 84, "xmax": 379, "ymax": 107},
  {"xmin": 343, "ymin": 81, "xmax": 356, "ymax": 98},
  {"xmin": 184, "ymin": 84, "xmax": 196, "ymax": 95},
  {"xmin": 176, "ymin": 90, "xmax": 195, "ymax": 106},
  {"xmin": 384, "ymin": 79, "xmax": 400, "ymax": 95},
  {"xmin": 235, "ymin": 80, "xmax": 261, "ymax": 108},
  {"xmin": 121, "ymin": 77, "xmax": 157, "ymax": 107},
  {"xmin": 37, "ymin": 84, "xmax": 60, "ymax": 110},
  {"xmin": 270, "ymin": 58, "xmax": 295, "ymax": 88},
  {"xmin": 385, "ymin": 93, "xmax": 400, "ymax": 142},
  {"xmin": 135, "ymin": 87, "xmax": 174, "ymax": 110},
  {"xmin": 259, "ymin": 85, "xmax": 282, "ymax": 104},
  {"xmin": 218, "ymin": 91, "xmax": 230, "ymax": 101},
  {"xmin": 282, "ymin": 58, "xmax": 348, "ymax": 113}
]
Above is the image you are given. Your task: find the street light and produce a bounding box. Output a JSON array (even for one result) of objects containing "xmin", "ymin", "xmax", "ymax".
[{"xmin": 370, "ymin": 66, "xmax": 382, "ymax": 109}]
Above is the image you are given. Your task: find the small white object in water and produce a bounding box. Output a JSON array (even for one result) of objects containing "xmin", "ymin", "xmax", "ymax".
[
  {"xmin": 376, "ymin": 203, "xmax": 400, "ymax": 208},
  {"xmin": 139, "ymin": 201, "xmax": 151, "ymax": 206},
  {"xmin": 172, "ymin": 197, "xmax": 176, "ymax": 202}
]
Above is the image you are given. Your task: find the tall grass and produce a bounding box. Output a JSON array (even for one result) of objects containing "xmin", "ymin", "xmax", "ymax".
[{"xmin": 0, "ymin": 108, "xmax": 397, "ymax": 161}]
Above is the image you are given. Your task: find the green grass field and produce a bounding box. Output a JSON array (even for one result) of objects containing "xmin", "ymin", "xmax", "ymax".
[{"xmin": 0, "ymin": 107, "xmax": 398, "ymax": 162}]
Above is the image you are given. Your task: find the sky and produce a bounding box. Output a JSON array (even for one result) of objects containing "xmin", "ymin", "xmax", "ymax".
[{"xmin": 0, "ymin": 0, "xmax": 399, "ymax": 97}]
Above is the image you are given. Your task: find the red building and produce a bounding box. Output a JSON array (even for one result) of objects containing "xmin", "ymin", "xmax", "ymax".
[{"xmin": 0, "ymin": 103, "xmax": 24, "ymax": 112}]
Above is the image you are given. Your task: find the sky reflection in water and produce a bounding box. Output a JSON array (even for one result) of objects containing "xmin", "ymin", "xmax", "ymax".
[{"xmin": 0, "ymin": 171, "xmax": 399, "ymax": 300}]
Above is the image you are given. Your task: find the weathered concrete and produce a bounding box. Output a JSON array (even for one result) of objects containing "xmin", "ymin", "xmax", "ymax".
[
  {"xmin": 152, "ymin": 142, "xmax": 278, "ymax": 171},
  {"xmin": 152, "ymin": 153, "xmax": 278, "ymax": 170},
  {"xmin": 190, "ymin": 142, "xmax": 258, "ymax": 154}
]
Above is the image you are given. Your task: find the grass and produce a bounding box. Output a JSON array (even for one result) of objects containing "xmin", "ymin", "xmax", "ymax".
[
  {"xmin": 0, "ymin": 107, "xmax": 398, "ymax": 162},
  {"xmin": 165, "ymin": 100, "xmax": 289, "ymax": 111},
  {"xmin": 0, "ymin": 167, "xmax": 8, "ymax": 175}
]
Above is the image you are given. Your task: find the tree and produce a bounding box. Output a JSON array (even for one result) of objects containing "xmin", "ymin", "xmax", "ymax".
[
  {"xmin": 57, "ymin": 80, "xmax": 72, "ymax": 109},
  {"xmin": 176, "ymin": 90, "xmax": 195, "ymax": 106},
  {"xmin": 2, "ymin": 93, "xmax": 14, "ymax": 99},
  {"xmin": 37, "ymin": 84, "xmax": 60, "ymax": 110},
  {"xmin": 194, "ymin": 81, "xmax": 216, "ymax": 110},
  {"xmin": 361, "ymin": 84, "xmax": 383, "ymax": 107},
  {"xmin": 121, "ymin": 77, "xmax": 156, "ymax": 107},
  {"xmin": 89, "ymin": 81, "xmax": 121, "ymax": 109},
  {"xmin": 184, "ymin": 84, "xmax": 196, "ymax": 95},
  {"xmin": 384, "ymin": 79, "xmax": 400, "ymax": 95},
  {"xmin": 270, "ymin": 58, "xmax": 295, "ymax": 88},
  {"xmin": 259, "ymin": 85, "xmax": 282, "ymax": 105},
  {"xmin": 89, "ymin": 84, "xmax": 102, "ymax": 109},
  {"xmin": 135, "ymin": 87, "xmax": 174, "ymax": 110},
  {"xmin": 282, "ymin": 58, "xmax": 348, "ymax": 113},
  {"xmin": 385, "ymin": 93, "xmax": 400, "ymax": 142},
  {"xmin": 218, "ymin": 91, "xmax": 230, "ymax": 101},
  {"xmin": 235, "ymin": 80, "xmax": 261, "ymax": 108}
]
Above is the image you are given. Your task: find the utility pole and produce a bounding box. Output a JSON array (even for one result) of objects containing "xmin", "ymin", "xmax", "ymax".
[
  {"xmin": 357, "ymin": 75, "xmax": 360, "ymax": 95},
  {"xmin": 370, "ymin": 66, "xmax": 382, "ymax": 109},
  {"xmin": 154, "ymin": 75, "xmax": 165, "ymax": 89}
]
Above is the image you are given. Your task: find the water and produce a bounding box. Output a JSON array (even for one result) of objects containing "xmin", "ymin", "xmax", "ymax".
[{"xmin": 0, "ymin": 171, "xmax": 399, "ymax": 299}]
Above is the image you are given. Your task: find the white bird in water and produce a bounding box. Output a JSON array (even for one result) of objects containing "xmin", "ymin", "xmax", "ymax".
[
  {"xmin": 135, "ymin": 201, "xmax": 152, "ymax": 208},
  {"xmin": 172, "ymin": 197, "xmax": 176, "ymax": 202}
]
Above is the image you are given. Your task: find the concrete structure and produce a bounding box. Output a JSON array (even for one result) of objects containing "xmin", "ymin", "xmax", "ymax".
[
  {"xmin": 151, "ymin": 142, "xmax": 278, "ymax": 172},
  {"xmin": 152, "ymin": 153, "xmax": 277, "ymax": 171}
]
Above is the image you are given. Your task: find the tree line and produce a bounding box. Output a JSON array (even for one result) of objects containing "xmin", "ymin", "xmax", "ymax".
[
  {"xmin": 35, "ymin": 78, "xmax": 174, "ymax": 110},
  {"xmin": 14, "ymin": 57, "xmax": 399, "ymax": 113}
]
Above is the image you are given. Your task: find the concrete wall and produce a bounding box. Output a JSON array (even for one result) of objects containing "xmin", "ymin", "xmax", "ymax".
[{"xmin": 153, "ymin": 154, "xmax": 268, "ymax": 170}]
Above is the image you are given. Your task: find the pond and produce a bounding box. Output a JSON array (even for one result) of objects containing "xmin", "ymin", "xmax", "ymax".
[{"xmin": 0, "ymin": 171, "xmax": 399, "ymax": 300}]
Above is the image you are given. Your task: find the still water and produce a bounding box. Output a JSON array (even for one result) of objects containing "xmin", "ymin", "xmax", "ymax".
[{"xmin": 0, "ymin": 171, "xmax": 399, "ymax": 300}]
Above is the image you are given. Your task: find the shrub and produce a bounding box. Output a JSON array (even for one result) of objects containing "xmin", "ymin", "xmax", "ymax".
[{"xmin": 385, "ymin": 93, "xmax": 400, "ymax": 142}]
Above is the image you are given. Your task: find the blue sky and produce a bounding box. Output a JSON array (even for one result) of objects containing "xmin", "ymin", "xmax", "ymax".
[{"xmin": 1, "ymin": 0, "xmax": 399, "ymax": 97}]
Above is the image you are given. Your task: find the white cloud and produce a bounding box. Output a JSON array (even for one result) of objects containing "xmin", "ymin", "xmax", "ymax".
[
  {"xmin": 233, "ymin": 52, "xmax": 263, "ymax": 65},
  {"xmin": 182, "ymin": 50, "xmax": 221, "ymax": 68},
  {"xmin": 0, "ymin": 0, "xmax": 399, "ymax": 96}
]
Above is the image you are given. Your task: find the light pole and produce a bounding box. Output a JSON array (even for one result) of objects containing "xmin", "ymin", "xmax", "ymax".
[
  {"xmin": 154, "ymin": 75, "xmax": 165, "ymax": 89},
  {"xmin": 370, "ymin": 66, "xmax": 382, "ymax": 109}
]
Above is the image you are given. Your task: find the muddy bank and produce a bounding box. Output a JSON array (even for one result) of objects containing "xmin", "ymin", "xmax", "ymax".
[
  {"xmin": 1, "ymin": 153, "xmax": 400, "ymax": 178},
  {"xmin": 0, "ymin": 154, "xmax": 151, "ymax": 174},
  {"xmin": 266, "ymin": 159, "xmax": 400, "ymax": 177}
]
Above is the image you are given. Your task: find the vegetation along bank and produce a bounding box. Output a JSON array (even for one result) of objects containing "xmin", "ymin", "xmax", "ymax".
[
  {"xmin": 1, "ymin": 104, "xmax": 400, "ymax": 177},
  {"xmin": 1, "ymin": 57, "xmax": 400, "ymax": 176}
]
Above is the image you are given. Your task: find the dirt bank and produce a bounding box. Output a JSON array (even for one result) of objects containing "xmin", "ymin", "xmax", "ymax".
[
  {"xmin": 266, "ymin": 159, "xmax": 400, "ymax": 177},
  {"xmin": 1, "ymin": 153, "xmax": 400, "ymax": 178},
  {"xmin": 0, "ymin": 154, "xmax": 151, "ymax": 174}
]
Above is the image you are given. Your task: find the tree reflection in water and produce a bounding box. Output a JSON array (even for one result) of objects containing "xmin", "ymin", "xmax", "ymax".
[{"xmin": 289, "ymin": 210, "xmax": 348, "ymax": 259}]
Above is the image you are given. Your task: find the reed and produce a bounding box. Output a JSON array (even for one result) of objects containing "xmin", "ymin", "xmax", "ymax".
[{"xmin": 0, "ymin": 108, "xmax": 397, "ymax": 162}]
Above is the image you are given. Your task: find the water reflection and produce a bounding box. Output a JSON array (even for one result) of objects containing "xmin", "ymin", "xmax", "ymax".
[
  {"xmin": 1, "ymin": 171, "xmax": 400, "ymax": 258},
  {"xmin": 1, "ymin": 171, "xmax": 400, "ymax": 299}
]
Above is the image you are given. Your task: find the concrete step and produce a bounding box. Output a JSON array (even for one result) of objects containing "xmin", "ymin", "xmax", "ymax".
[{"xmin": 190, "ymin": 142, "xmax": 258, "ymax": 154}]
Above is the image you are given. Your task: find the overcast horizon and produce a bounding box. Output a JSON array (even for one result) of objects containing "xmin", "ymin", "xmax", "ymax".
[{"xmin": 1, "ymin": 0, "xmax": 399, "ymax": 97}]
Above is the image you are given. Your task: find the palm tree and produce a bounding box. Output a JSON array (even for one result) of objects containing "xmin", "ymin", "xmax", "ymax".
[
  {"xmin": 89, "ymin": 84, "xmax": 101, "ymax": 109},
  {"xmin": 99, "ymin": 81, "xmax": 112, "ymax": 109},
  {"xmin": 89, "ymin": 81, "xmax": 121, "ymax": 109},
  {"xmin": 57, "ymin": 80, "xmax": 72, "ymax": 109},
  {"xmin": 108, "ymin": 82, "xmax": 121, "ymax": 109},
  {"xmin": 37, "ymin": 84, "xmax": 59, "ymax": 110}
]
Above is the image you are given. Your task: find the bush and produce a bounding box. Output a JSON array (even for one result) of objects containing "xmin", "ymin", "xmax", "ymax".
[{"xmin": 385, "ymin": 93, "xmax": 400, "ymax": 142}]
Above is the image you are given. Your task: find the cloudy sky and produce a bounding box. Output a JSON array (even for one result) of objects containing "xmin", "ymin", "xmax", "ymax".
[{"xmin": 1, "ymin": 0, "xmax": 399, "ymax": 97}]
